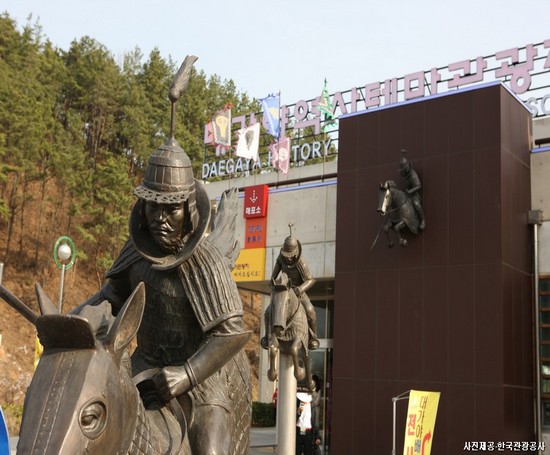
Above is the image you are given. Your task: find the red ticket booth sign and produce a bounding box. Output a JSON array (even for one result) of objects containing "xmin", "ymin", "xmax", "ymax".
[{"xmin": 243, "ymin": 184, "xmax": 269, "ymax": 219}]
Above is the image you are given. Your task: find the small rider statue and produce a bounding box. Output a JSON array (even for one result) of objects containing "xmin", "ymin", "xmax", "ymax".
[
  {"xmin": 399, "ymin": 149, "xmax": 425, "ymax": 230},
  {"xmin": 264, "ymin": 224, "xmax": 319, "ymax": 350}
]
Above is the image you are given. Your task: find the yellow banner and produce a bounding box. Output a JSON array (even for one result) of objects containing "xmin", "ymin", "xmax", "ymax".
[
  {"xmin": 403, "ymin": 390, "xmax": 440, "ymax": 455},
  {"xmin": 34, "ymin": 336, "xmax": 43, "ymax": 370},
  {"xmin": 232, "ymin": 248, "xmax": 266, "ymax": 282}
]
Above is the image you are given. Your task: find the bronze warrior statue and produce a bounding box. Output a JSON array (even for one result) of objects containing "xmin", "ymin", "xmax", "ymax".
[
  {"xmin": 263, "ymin": 225, "xmax": 319, "ymax": 350},
  {"xmin": 374, "ymin": 150, "xmax": 425, "ymax": 248},
  {"xmin": 75, "ymin": 57, "xmax": 251, "ymax": 455},
  {"xmin": 398, "ymin": 149, "xmax": 425, "ymax": 230}
]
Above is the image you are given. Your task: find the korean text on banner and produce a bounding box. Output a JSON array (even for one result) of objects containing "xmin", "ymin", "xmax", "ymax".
[
  {"xmin": 232, "ymin": 248, "xmax": 266, "ymax": 282},
  {"xmin": 403, "ymin": 390, "xmax": 440, "ymax": 455}
]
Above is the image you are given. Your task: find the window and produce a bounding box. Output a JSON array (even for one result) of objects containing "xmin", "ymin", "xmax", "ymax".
[{"xmin": 539, "ymin": 275, "xmax": 550, "ymax": 426}]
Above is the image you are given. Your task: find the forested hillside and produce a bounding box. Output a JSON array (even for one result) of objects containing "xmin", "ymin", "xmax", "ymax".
[{"xmin": 0, "ymin": 13, "xmax": 261, "ymax": 434}]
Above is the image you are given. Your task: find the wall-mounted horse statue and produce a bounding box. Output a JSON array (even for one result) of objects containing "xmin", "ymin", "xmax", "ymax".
[
  {"xmin": 0, "ymin": 282, "xmax": 190, "ymax": 455},
  {"xmin": 264, "ymin": 273, "xmax": 313, "ymax": 390},
  {"xmin": 376, "ymin": 179, "xmax": 421, "ymax": 247}
]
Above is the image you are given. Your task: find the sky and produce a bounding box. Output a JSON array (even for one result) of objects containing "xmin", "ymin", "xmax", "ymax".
[{"xmin": 2, "ymin": 0, "xmax": 550, "ymax": 105}]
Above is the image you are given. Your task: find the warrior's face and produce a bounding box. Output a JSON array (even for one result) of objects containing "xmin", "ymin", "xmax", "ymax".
[
  {"xmin": 282, "ymin": 252, "xmax": 298, "ymax": 265},
  {"xmin": 144, "ymin": 200, "xmax": 186, "ymax": 253}
]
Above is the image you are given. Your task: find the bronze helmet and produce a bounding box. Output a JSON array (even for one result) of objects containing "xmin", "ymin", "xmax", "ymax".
[
  {"xmin": 281, "ymin": 235, "xmax": 301, "ymax": 261},
  {"xmin": 398, "ymin": 149, "xmax": 411, "ymax": 176},
  {"xmin": 129, "ymin": 137, "xmax": 210, "ymax": 270},
  {"xmin": 134, "ymin": 137, "xmax": 199, "ymax": 231}
]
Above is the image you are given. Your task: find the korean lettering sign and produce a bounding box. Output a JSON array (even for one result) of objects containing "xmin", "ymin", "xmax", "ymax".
[
  {"xmin": 244, "ymin": 184, "xmax": 269, "ymax": 219},
  {"xmin": 245, "ymin": 217, "xmax": 267, "ymax": 249},
  {"xmin": 231, "ymin": 248, "xmax": 266, "ymax": 282},
  {"xmin": 403, "ymin": 390, "xmax": 440, "ymax": 455}
]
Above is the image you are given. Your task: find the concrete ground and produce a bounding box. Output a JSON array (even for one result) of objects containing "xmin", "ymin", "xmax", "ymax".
[{"xmin": 250, "ymin": 426, "xmax": 277, "ymax": 454}]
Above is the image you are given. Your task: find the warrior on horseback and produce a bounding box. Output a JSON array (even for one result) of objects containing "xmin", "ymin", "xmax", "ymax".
[
  {"xmin": 373, "ymin": 150, "xmax": 426, "ymax": 249},
  {"xmin": 262, "ymin": 224, "xmax": 319, "ymax": 351},
  {"xmin": 74, "ymin": 57, "xmax": 251, "ymax": 455}
]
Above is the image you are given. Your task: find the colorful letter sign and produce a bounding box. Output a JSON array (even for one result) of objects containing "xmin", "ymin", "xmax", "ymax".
[
  {"xmin": 403, "ymin": 390, "xmax": 440, "ymax": 455},
  {"xmin": 243, "ymin": 184, "xmax": 269, "ymax": 218}
]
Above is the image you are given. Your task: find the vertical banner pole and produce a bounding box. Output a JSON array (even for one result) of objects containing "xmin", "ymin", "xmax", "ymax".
[
  {"xmin": 392, "ymin": 391, "xmax": 411, "ymax": 455},
  {"xmin": 392, "ymin": 397, "xmax": 397, "ymax": 455}
]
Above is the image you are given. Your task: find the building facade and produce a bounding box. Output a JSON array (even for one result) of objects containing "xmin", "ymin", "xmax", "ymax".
[{"xmin": 202, "ymin": 77, "xmax": 550, "ymax": 453}]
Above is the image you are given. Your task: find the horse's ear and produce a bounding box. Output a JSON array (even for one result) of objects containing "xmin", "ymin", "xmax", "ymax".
[
  {"xmin": 106, "ymin": 282, "xmax": 145, "ymax": 357},
  {"xmin": 35, "ymin": 283, "xmax": 58, "ymax": 315}
]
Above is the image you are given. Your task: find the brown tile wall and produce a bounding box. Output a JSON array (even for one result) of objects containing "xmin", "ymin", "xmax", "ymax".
[{"xmin": 333, "ymin": 84, "xmax": 534, "ymax": 453}]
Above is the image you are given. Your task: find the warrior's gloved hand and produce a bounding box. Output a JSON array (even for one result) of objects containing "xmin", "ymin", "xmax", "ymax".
[
  {"xmin": 153, "ymin": 366, "xmax": 191, "ymax": 402},
  {"xmin": 152, "ymin": 325, "xmax": 251, "ymax": 403},
  {"xmin": 292, "ymin": 285, "xmax": 302, "ymax": 297}
]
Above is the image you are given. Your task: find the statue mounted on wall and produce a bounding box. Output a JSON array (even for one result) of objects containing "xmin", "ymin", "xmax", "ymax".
[
  {"xmin": 374, "ymin": 150, "xmax": 425, "ymax": 248},
  {"xmin": 262, "ymin": 224, "xmax": 316, "ymax": 390},
  {"xmin": 399, "ymin": 149, "xmax": 425, "ymax": 231},
  {"xmin": 0, "ymin": 55, "xmax": 252, "ymax": 455}
]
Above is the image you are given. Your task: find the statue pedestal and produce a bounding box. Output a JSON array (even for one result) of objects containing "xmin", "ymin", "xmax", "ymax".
[{"xmin": 276, "ymin": 354, "xmax": 297, "ymax": 455}]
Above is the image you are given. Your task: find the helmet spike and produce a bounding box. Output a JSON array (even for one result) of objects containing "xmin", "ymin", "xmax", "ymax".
[
  {"xmin": 168, "ymin": 55, "xmax": 198, "ymax": 139},
  {"xmin": 288, "ymin": 222, "xmax": 294, "ymax": 236}
]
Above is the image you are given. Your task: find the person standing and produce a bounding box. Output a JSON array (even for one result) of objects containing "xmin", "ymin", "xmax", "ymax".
[{"xmin": 296, "ymin": 388, "xmax": 321, "ymax": 455}]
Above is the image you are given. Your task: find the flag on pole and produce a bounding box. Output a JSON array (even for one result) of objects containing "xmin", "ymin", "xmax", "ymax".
[
  {"xmin": 236, "ymin": 123, "xmax": 261, "ymax": 161},
  {"xmin": 260, "ymin": 94, "xmax": 280, "ymax": 138},
  {"xmin": 403, "ymin": 390, "xmax": 440, "ymax": 455},
  {"xmin": 318, "ymin": 79, "xmax": 336, "ymax": 132},
  {"xmin": 212, "ymin": 105, "xmax": 232, "ymax": 147},
  {"xmin": 270, "ymin": 136, "xmax": 291, "ymax": 174}
]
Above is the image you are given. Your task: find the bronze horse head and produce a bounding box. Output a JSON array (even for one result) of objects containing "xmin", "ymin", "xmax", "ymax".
[{"xmin": 0, "ymin": 283, "xmax": 188, "ymax": 455}]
